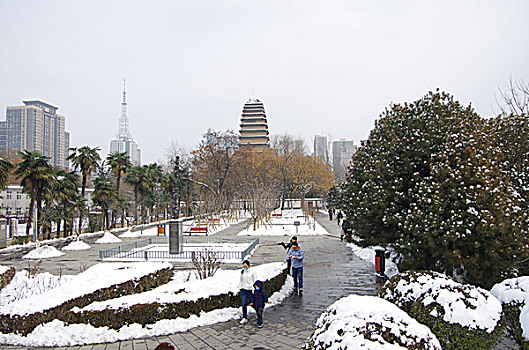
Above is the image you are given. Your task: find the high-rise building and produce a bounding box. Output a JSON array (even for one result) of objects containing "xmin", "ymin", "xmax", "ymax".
[
  {"xmin": 3, "ymin": 100, "xmax": 69, "ymax": 169},
  {"xmin": 332, "ymin": 139, "xmax": 358, "ymax": 180},
  {"xmin": 109, "ymin": 80, "xmax": 141, "ymax": 166},
  {"xmin": 239, "ymin": 99, "xmax": 270, "ymax": 149},
  {"xmin": 313, "ymin": 135, "xmax": 329, "ymax": 164},
  {"xmin": 0, "ymin": 121, "xmax": 7, "ymax": 152}
]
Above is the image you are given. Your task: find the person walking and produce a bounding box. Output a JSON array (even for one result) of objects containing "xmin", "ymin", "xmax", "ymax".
[
  {"xmin": 239, "ymin": 259, "xmax": 257, "ymax": 324},
  {"xmin": 328, "ymin": 208, "xmax": 333, "ymax": 220},
  {"xmin": 249, "ymin": 280, "xmax": 271, "ymax": 328},
  {"xmin": 287, "ymin": 242, "xmax": 304, "ymax": 295},
  {"xmin": 337, "ymin": 211, "xmax": 344, "ymax": 226},
  {"xmin": 279, "ymin": 236, "xmax": 297, "ymax": 274}
]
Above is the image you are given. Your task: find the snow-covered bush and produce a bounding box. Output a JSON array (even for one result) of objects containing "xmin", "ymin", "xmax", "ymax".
[
  {"xmin": 303, "ymin": 294, "xmax": 441, "ymax": 350},
  {"xmin": 490, "ymin": 276, "xmax": 529, "ymax": 349},
  {"xmin": 0, "ymin": 266, "xmax": 15, "ymax": 291},
  {"xmin": 379, "ymin": 271, "xmax": 503, "ymax": 350}
]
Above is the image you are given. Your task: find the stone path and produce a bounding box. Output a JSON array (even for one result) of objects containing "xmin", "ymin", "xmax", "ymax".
[{"xmin": 0, "ymin": 214, "xmax": 380, "ymax": 350}]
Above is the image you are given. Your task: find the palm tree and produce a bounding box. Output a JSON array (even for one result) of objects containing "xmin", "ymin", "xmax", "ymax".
[
  {"xmin": 54, "ymin": 169, "xmax": 79, "ymax": 237},
  {"xmin": 0, "ymin": 158, "xmax": 13, "ymax": 190},
  {"xmin": 67, "ymin": 146, "xmax": 101, "ymax": 233},
  {"xmin": 14, "ymin": 151, "xmax": 53, "ymax": 239},
  {"xmin": 107, "ymin": 152, "xmax": 132, "ymax": 228},
  {"xmin": 106, "ymin": 152, "xmax": 132, "ymax": 196},
  {"xmin": 67, "ymin": 146, "xmax": 101, "ymax": 196},
  {"xmin": 93, "ymin": 175, "xmax": 116, "ymax": 231},
  {"xmin": 125, "ymin": 166, "xmax": 149, "ymax": 224}
]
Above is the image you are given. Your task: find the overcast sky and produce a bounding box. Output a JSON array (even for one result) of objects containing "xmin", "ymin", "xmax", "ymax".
[{"xmin": 1, "ymin": 1, "xmax": 528, "ymax": 164}]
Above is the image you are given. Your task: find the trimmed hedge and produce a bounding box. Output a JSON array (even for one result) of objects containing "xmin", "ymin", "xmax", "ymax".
[
  {"xmin": 0, "ymin": 267, "xmax": 173, "ymax": 335},
  {"xmin": 379, "ymin": 271, "xmax": 504, "ymax": 350},
  {"xmin": 502, "ymin": 302, "xmax": 529, "ymax": 350},
  {"xmin": 63, "ymin": 267, "xmax": 288, "ymax": 329},
  {"xmin": 0, "ymin": 267, "xmax": 15, "ymax": 291}
]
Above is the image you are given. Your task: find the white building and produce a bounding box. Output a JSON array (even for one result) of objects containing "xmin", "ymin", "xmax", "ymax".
[
  {"xmin": 313, "ymin": 135, "xmax": 329, "ymax": 164},
  {"xmin": 109, "ymin": 80, "xmax": 141, "ymax": 166},
  {"xmin": 332, "ymin": 139, "xmax": 358, "ymax": 180}
]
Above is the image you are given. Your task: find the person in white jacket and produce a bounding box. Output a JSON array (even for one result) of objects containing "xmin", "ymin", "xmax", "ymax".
[{"xmin": 239, "ymin": 259, "xmax": 257, "ymax": 324}]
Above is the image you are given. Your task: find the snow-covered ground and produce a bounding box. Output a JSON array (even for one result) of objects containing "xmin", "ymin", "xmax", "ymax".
[
  {"xmin": 239, "ymin": 209, "xmax": 327, "ymax": 236},
  {"xmin": 346, "ymin": 243, "xmax": 399, "ymax": 277},
  {"xmin": 491, "ymin": 276, "xmax": 529, "ymax": 340},
  {"xmin": 0, "ymin": 265, "xmax": 10, "ymax": 275},
  {"xmin": 305, "ymin": 294, "xmax": 442, "ymax": 349},
  {"xmin": 22, "ymin": 245, "xmax": 65, "ymax": 260},
  {"xmin": 0, "ymin": 262, "xmax": 171, "ymax": 316},
  {"xmin": 0, "ymin": 270, "xmax": 74, "ymax": 306},
  {"xmin": 95, "ymin": 232, "xmax": 122, "ymax": 244},
  {"xmin": 0, "ymin": 262, "xmax": 292, "ymax": 347},
  {"xmin": 62, "ymin": 240, "xmax": 91, "ymax": 251}
]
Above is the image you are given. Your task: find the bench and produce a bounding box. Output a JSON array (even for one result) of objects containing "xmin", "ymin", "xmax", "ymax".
[
  {"xmin": 185, "ymin": 226, "xmax": 208, "ymax": 235},
  {"xmin": 272, "ymin": 213, "xmax": 282, "ymax": 217}
]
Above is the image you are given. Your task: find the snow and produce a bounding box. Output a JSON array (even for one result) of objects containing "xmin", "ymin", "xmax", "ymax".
[
  {"xmin": 306, "ymin": 294, "xmax": 441, "ymax": 349},
  {"xmin": 77, "ymin": 262, "xmax": 286, "ymax": 311},
  {"xmin": 95, "ymin": 232, "xmax": 122, "ymax": 244},
  {"xmin": 0, "ymin": 262, "xmax": 171, "ymax": 316},
  {"xmin": 62, "ymin": 240, "xmax": 91, "ymax": 251},
  {"xmin": 383, "ymin": 271, "xmax": 502, "ymax": 332},
  {"xmin": 0, "ymin": 266, "xmax": 10, "ymax": 275},
  {"xmin": 239, "ymin": 210, "xmax": 327, "ymax": 236},
  {"xmin": 490, "ymin": 276, "xmax": 529, "ymax": 340},
  {"xmin": 0, "ymin": 270, "xmax": 74, "ymax": 305},
  {"xmin": 22, "ymin": 245, "xmax": 65, "ymax": 259},
  {"xmin": 346, "ymin": 243, "xmax": 399, "ymax": 277},
  {"xmin": 0, "ymin": 262, "xmax": 292, "ymax": 347}
]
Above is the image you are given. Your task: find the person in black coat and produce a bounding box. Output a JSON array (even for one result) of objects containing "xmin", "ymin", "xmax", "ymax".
[
  {"xmin": 278, "ymin": 236, "xmax": 297, "ymax": 274},
  {"xmin": 249, "ymin": 280, "xmax": 271, "ymax": 328}
]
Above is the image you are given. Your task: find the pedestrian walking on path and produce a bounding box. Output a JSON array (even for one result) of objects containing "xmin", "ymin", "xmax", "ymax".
[
  {"xmin": 336, "ymin": 211, "xmax": 343, "ymax": 226},
  {"xmin": 328, "ymin": 208, "xmax": 333, "ymax": 220},
  {"xmin": 279, "ymin": 236, "xmax": 297, "ymax": 274},
  {"xmin": 239, "ymin": 259, "xmax": 257, "ymax": 324},
  {"xmin": 287, "ymin": 242, "xmax": 304, "ymax": 295},
  {"xmin": 248, "ymin": 280, "xmax": 271, "ymax": 328}
]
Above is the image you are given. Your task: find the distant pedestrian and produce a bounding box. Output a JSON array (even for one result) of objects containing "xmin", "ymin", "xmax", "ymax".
[
  {"xmin": 278, "ymin": 236, "xmax": 298, "ymax": 274},
  {"xmin": 287, "ymin": 242, "xmax": 305, "ymax": 295},
  {"xmin": 239, "ymin": 259, "xmax": 257, "ymax": 324},
  {"xmin": 328, "ymin": 208, "xmax": 333, "ymax": 220},
  {"xmin": 155, "ymin": 343, "xmax": 175, "ymax": 350},
  {"xmin": 249, "ymin": 280, "xmax": 271, "ymax": 328},
  {"xmin": 337, "ymin": 211, "xmax": 343, "ymax": 226}
]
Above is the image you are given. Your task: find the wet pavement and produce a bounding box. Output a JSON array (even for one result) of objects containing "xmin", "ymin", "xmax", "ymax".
[{"xmin": 0, "ymin": 214, "xmax": 380, "ymax": 350}]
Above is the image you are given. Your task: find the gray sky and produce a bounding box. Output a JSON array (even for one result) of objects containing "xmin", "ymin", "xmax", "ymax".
[{"xmin": 1, "ymin": 1, "xmax": 528, "ymax": 164}]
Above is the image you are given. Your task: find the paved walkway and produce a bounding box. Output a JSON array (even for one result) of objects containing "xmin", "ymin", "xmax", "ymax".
[{"xmin": 0, "ymin": 214, "xmax": 380, "ymax": 350}]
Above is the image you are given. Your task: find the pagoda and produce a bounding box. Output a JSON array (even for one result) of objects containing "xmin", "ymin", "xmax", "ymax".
[{"xmin": 239, "ymin": 98, "xmax": 270, "ymax": 149}]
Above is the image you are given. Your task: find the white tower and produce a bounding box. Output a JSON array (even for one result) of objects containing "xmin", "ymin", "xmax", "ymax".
[{"xmin": 109, "ymin": 79, "xmax": 141, "ymax": 166}]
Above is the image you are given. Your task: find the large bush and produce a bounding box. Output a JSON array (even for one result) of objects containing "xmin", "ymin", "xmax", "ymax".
[
  {"xmin": 342, "ymin": 90, "xmax": 529, "ymax": 288},
  {"xmin": 304, "ymin": 294, "xmax": 441, "ymax": 349},
  {"xmin": 379, "ymin": 270, "xmax": 503, "ymax": 350},
  {"xmin": 490, "ymin": 276, "xmax": 529, "ymax": 349}
]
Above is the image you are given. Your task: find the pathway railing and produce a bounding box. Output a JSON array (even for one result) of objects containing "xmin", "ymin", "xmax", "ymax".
[{"xmin": 98, "ymin": 236, "xmax": 259, "ymax": 262}]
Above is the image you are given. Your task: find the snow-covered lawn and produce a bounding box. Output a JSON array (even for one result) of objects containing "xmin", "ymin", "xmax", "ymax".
[
  {"xmin": 346, "ymin": 243, "xmax": 399, "ymax": 277},
  {"xmin": 0, "ymin": 262, "xmax": 292, "ymax": 347},
  {"xmin": 22, "ymin": 245, "xmax": 65, "ymax": 260},
  {"xmin": 305, "ymin": 294, "xmax": 442, "ymax": 349},
  {"xmin": 239, "ymin": 210, "xmax": 327, "ymax": 236},
  {"xmin": 0, "ymin": 262, "xmax": 171, "ymax": 316}
]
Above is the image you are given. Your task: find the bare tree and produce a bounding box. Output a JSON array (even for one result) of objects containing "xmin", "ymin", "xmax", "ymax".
[
  {"xmin": 191, "ymin": 249, "xmax": 222, "ymax": 279},
  {"xmin": 496, "ymin": 77, "xmax": 529, "ymax": 116}
]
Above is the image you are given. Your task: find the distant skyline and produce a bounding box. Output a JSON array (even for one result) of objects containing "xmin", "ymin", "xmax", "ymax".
[{"xmin": 1, "ymin": 1, "xmax": 528, "ymax": 164}]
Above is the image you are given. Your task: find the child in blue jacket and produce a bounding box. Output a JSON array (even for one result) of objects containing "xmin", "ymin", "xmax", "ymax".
[{"xmin": 249, "ymin": 280, "xmax": 271, "ymax": 328}]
